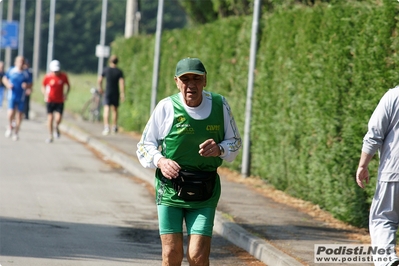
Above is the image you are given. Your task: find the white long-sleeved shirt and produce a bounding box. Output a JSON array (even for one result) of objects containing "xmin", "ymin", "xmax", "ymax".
[
  {"xmin": 362, "ymin": 86, "xmax": 399, "ymax": 181},
  {"xmin": 136, "ymin": 90, "xmax": 242, "ymax": 169}
]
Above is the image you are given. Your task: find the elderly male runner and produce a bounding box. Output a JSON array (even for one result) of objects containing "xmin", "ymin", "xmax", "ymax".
[{"xmin": 137, "ymin": 58, "xmax": 242, "ymax": 266}]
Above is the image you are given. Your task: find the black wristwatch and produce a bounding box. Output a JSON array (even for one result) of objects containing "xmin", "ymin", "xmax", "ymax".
[{"xmin": 218, "ymin": 144, "xmax": 225, "ymax": 156}]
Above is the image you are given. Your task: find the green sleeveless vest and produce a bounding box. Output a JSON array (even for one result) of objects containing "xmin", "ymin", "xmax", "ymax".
[{"xmin": 155, "ymin": 92, "xmax": 224, "ymax": 208}]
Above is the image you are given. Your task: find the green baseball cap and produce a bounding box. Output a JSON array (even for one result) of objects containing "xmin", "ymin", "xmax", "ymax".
[{"xmin": 175, "ymin": 58, "xmax": 207, "ymax": 77}]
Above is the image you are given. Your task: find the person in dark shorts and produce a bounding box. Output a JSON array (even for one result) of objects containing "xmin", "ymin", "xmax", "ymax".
[
  {"xmin": 41, "ymin": 60, "xmax": 70, "ymax": 143},
  {"xmin": 23, "ymin": 59, "xmax": 33, "ymax": 119},
  {"xmin": 0, "ymin": 61, "xmax": 5, "ymax": 109},
  {"xmin": 98, "ymin": 55, "xmax": 125, "ymax": 135}
]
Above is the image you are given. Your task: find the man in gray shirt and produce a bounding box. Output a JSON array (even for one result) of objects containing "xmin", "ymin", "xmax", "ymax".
[{"xmin": 356, "ymin": 86, "xmax": 399, "ymax": 266}]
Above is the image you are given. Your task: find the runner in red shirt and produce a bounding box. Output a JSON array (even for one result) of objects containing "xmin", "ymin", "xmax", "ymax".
[{"xmin": 41, "ymin": 60, "xmax": 70, "ymax": 143}]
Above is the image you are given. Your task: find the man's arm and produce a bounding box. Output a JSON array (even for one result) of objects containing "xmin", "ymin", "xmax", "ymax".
[
  {"xmin": 2, "ymin": 75, "xmax": 11, "ymax": 89},
  {"xmin": 219, "ymin": 96, "xmax": 242, "ymax": 162},
  {"xmin": 97, "ymin": 75, "xmax": 104, "ymax": 94},
  {"xmin": 119, "ymin": 77, "xmax": 125, "ymax": 102},
  {"xmin": 136, "ymin": 98, "xmax": 174, "ymax": 169},
  {"xmin": 41, "ymin": 77, "xmax": 49, "ymax": 102},
  {"xmin": 64, "ymin": 84, "xmax": 71, "ymax": 101},
  {"xmin": 356, "ymin": 89, "xmax": 392, "ymax": 188},
  {"xmin": 64, "ymin": 75, "xmax": 71, "ymax": 101},
  {"xmin": 26, "ymin": 70, "xmax": 33, "ymax": 89},
  {"xmin": 25, "ymin": 71, "xmax": 33, "ymax": 95},
  {"xmin": 356, "ymin": 151, "xmax": 374, "ymax": 189}
]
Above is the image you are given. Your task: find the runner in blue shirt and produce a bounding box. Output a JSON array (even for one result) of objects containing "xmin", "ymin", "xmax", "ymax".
[{"xmin": 3, "ymin": 56, "xmax": 32, "ymax": 141}]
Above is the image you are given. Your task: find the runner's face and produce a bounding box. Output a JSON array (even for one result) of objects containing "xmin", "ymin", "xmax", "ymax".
[
  {"xmin": 174, "ymin": 74, "xmax": 206, "ymax": 107},
  {"xmin": 15, "ymin": 57, "xmax": 24, "ymax": 70}
]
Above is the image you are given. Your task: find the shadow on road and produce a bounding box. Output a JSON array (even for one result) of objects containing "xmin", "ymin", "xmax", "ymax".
[{"xmin": 0, "ymin": 216, "xmax": 161, "ymax": 262}]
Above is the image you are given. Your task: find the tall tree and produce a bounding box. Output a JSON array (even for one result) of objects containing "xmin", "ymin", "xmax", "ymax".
[
  {"xmin": 177, "ymin": 0, "xmax": 363, "ymax": 25},
  {"xmin": 6, "ymin": 0, "xmax": 362, "ymax": 73},
  {"xmin": 139, "ymin": 0, "xmax": 187, "ymax": 34},
  {"xmin": 178, "ymin": 0, "xmax": 217, "ymax": 25},
  {"xmin": 7, "ymin": 0, "xmax": 187, "ymax": 73}
]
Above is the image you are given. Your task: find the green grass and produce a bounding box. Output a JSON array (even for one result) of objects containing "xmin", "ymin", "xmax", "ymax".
[{"xmin": 31, "ymin": 72, "xmax": 98, "ymax": 115}]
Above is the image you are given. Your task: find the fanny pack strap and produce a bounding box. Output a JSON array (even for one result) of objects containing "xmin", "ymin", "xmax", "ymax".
[{"xmin": 179, "ymin": 170, "xmax": 217, "ymax": 180}]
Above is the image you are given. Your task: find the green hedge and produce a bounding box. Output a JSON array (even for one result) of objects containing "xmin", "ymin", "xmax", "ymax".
[{"xmin": 112, "ymin": 0, "xmax": 399, "ymax": 227}]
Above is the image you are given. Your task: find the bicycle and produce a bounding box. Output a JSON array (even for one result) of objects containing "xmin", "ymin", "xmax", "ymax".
[{"xmin": 81, "ymin": 87, "xmax": 102, "ymax": 122}]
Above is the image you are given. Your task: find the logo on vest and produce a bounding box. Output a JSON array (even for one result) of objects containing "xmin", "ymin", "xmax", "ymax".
[
  {"xmin": 206, "ymin": 124, "xmax": 221, "ymax": 133},
  {"xmin": 176, "ymin": 116, "xmax": 194, "ymax": 134},
  {"xmin": 177, "ymin": 116, "xmax": 186, "ymax": 123}
]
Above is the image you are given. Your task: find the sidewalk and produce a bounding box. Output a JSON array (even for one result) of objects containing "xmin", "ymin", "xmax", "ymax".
[{"xmin": 29, "ymin": 102, "xmax": 371, "ymax": 266}]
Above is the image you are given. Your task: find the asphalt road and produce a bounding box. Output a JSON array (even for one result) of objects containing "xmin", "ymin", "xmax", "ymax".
[{"xmin": 0, "ymin": 109, "xmax": 264, "ymax": 266}]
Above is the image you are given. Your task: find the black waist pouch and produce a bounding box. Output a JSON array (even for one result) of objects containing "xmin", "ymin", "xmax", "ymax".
[{"xmin": 172, "ymin": 170, "xmax": 217, "ymax": 201}]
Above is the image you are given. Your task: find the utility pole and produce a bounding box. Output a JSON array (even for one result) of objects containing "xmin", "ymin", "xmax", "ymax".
[
  {"xmin": 33, "ymin": 0, "xmax": 42, "ymax": 80},
  {"xmin": 133, "ymin": 0, "xmax": 140, "ymax": 35},
  {"xmin": 5, "ymin": 0, "xmax": 14, "ymax": 70},
  {"xmin": 18, "ymin": 0, "xmax": 25, "ymax": 56},
  {"xmin": 125, "ymin": 0, "xmax": 140, "ymax": 37},
  {"xmin": 46, "ymin": 0, "xmax": 56, "ymax": 73},
  {"xmin": 150, "ymin": 0, "xmax": 163, "ymax": 113},
  {"xmin": 241, "ymin": 0, "xmax": 261, "ymax": 177},
  {"xmin": 97, "ymin": 0, "xmax": 107, "ymax": 76}
]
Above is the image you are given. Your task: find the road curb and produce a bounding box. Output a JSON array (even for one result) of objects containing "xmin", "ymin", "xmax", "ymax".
[{"xmin": 59, "ymin": 120, "xmax": 304, "ymax": 266}]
